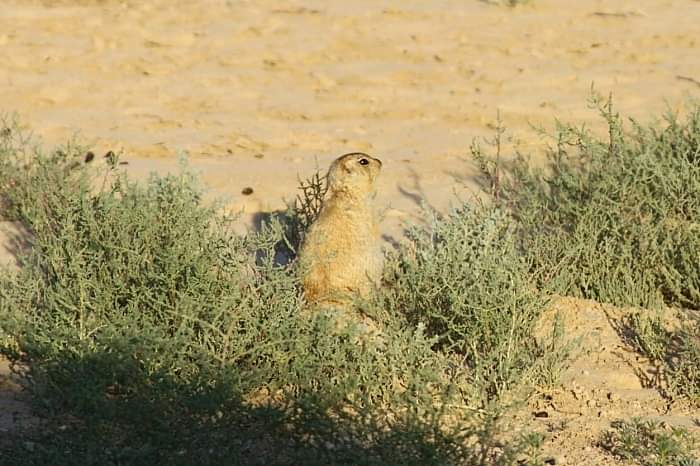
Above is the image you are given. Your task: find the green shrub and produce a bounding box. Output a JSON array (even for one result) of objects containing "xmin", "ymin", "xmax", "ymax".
[
  {"xmin": 628, "ymin": 311, "xmax": 700, "ymax": 404},
  {"xmin": 473, "ymin": 95, "xmax": 700, "ymax": 310},
  {"xmin": 377, "ymin": 205, "xmax": 553, "ymax": 405},
  {"xmin": 600, "ymin": 417, "xmax": 699, "ymax": 466},
  {"xmin": 473, "ymin": 96, "xmax": 700, "ymax": 404},
  {"xmin": 0, "ymin": 120, "xmax": 554, "ymax": 465}
]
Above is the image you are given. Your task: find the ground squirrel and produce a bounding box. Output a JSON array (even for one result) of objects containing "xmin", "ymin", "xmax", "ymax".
[{"xmin": 298, "ymin": 152, "xmax": 383, "ymax": 306}]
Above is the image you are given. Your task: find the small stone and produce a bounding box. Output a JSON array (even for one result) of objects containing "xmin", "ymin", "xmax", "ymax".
[{"xmin": 241, "ymin": 187, "xmax": 254, "ymax": 195}]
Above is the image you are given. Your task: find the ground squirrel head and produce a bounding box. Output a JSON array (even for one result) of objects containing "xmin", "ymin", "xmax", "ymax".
[{"xmin": 327, "ymin": 152, "xmax": 382, "ymax": 199}]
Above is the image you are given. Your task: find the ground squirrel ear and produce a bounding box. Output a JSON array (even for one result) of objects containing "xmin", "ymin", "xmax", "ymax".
[
  {"xmin": 327, "ymin": 165, "xmax": 342, "ymax": 192},
  {"xmin": 329, "ymin": 159, "xmax": 350, "ymax": 187}
]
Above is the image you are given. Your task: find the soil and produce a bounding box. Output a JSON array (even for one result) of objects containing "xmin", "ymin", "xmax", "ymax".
[
  {"xmin": 1, "ymin": 0, "xmax": 699, "ymax": 462},
  {"xmin": 516, "ymin": 298, "xmax": 700, "ymax": 465}
]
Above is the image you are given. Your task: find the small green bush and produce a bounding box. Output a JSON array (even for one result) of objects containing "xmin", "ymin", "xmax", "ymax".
[
  {"xmin": 377, "ymin": 205, "xmax": 553, "ymax": 405},
  {"xmin": 472, "ymin": 95, "xmax": 700, "ymax": 404},
  {"xmin": 600, "ymin": 417, "xmax": 699, "ymax": 466},
  {"xmin": 473, "ymin": 95, "xmax": 700, "ymax": 310},
  {"xmin": 628, "ymin": 311, "xmax": 700, "ymax": 404}
]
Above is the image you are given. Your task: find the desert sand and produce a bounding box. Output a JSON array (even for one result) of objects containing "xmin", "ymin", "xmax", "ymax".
[
  {"xmin": 2, "ymin": 0, "xmax": 700, "ymax": 236},
  {"xmin": 1, "ymin": 0, "xmax": 700, "ymax": 463}
]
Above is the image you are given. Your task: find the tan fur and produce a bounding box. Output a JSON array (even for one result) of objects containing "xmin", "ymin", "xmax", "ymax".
[{"xmin": 298, "ymin": 152, "xmax": 383, "ymax": 306}]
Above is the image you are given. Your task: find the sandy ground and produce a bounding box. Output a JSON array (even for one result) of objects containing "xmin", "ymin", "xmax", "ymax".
[
  {"xmin": 1, "ymin": 0, "xmax": 700, "ymax": 462},
  {"xmin": 2, "ymin": 0, "xmax": 700, "ymax": 237},
  {"xmin": 519, "ymin": 298, "xmax": 700, "ymax": 465}
]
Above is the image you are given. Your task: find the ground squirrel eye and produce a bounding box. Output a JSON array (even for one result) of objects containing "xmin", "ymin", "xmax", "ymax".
[{"xmin": 358, "ymin": 158, "xmax": 369, "ymax": 165}]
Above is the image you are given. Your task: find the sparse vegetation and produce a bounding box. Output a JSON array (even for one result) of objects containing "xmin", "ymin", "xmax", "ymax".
[
  {"xmin": 627, "ymin": 311, "xmax": 700, "ymax": 405},
  {"xmin": 378, "ymin": 205, "xmax": 554, "ymax": 405},
  {"xmin": 473, "ymin": 94, "xmax": 700, "ymax": 406},
  {"xmin": 2, "ymin": 92, "xmax": 700, "ymax": 464},
  {"xmin": 474, "ymin": 94, "xmax": 700, "ymax": 310},
  {"xmin": 600, "ymin": 418, "xmax": 699, "ymax": 466},
  {"xmin": 0, "ymin": 118, "xmax": 558, "ymax": 465}
]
